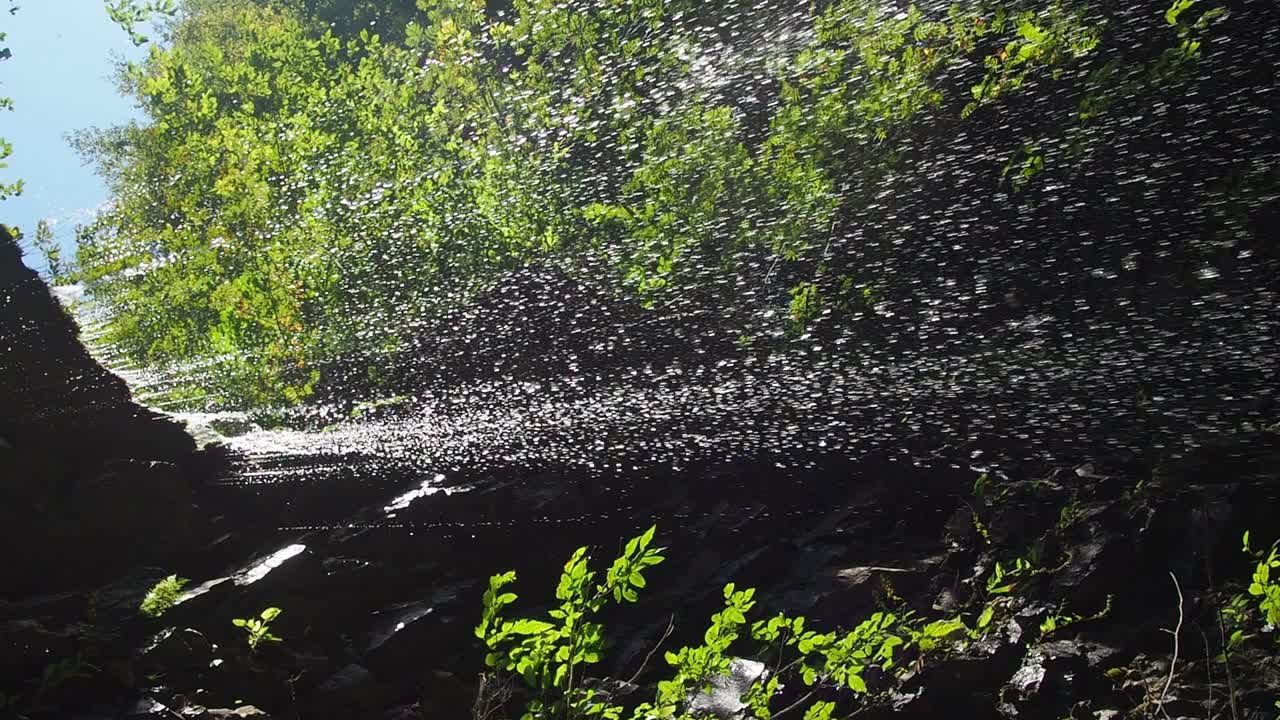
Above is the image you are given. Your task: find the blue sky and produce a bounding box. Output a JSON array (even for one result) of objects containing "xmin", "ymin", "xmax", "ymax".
[{"xmin": 1, "ymin": 1, "xmax": 149, "ymax": 272}]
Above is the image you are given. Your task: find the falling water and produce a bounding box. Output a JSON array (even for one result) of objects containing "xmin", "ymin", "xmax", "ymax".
[{"xmin": 59, "ymin": 0, "xmax": 1280, "ymax": 570}]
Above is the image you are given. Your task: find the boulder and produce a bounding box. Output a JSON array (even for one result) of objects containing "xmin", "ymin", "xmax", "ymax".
[
  {"xmin": 311, "ymin": 663, "xmax": 391, "ymax": 715},
  {"xmin": 686, "ymin": 658, "xmax": 767, "ymax": 720},
  {"xmin": 203, "ymin": 707, "xmax": 271, "ymax": 719},
  {"xmin": 419, "ymin": 669, "xmax": 476, "ymax": 720},
  {"xmin": 139, "ymin": 628, "xmax": 215, "ymax": 675}
]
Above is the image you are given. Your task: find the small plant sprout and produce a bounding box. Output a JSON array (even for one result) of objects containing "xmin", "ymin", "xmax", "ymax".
[
  {"xmin": 233, "ymin": 607, "xmax": 283, "ymax": 652},
  {"xmin": 139, "ymin": 575, "xmax": 189, "ymax": 618}
]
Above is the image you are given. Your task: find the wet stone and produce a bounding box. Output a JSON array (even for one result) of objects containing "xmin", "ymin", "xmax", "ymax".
[
  {"xmin": 202, "ymin": 707, "xmax": 272, "ymax": 719},
  {"xmin": 140, "ymin": 627, "xmax": 215, "ymax": 674},
  {"xmin": 312, "ymin": 663, "xmax": 390, "ymax": 714}
]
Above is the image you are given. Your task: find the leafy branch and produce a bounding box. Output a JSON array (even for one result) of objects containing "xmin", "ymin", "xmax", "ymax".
[
  {"xmin": 104, "ymin": 0, "xmax": 178, "ymax": 46},
  {"xmin": 479, "ymin": 527, "xmax": 990, "ymax": 720}
]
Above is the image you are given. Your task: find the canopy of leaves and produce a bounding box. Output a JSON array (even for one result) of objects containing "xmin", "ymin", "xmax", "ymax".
[{"xmin": 74, "ymin": 0, "xmax": 1242, "ymax": 408}]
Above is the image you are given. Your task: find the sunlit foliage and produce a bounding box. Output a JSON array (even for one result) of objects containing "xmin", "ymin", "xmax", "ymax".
[
  {"xmin": 76, "ymin": 0, "xmax": 1229, "ymax": 408},
  {"xmin": 139, "ymin": 574, "xmax": 189, "ymax": 618},
  {"xmin": 0, "ymin": 5, "xmax": 23, "ymax": 201}
]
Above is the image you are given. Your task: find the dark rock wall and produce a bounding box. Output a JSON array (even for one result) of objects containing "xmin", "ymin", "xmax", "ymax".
[{"xmin": 0, "ymin": 225, "xmax": 209, "ymax": 595}]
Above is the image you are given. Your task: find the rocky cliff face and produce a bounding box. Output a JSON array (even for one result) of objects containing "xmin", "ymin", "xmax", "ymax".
[{"xmin": 0, "ymin": 225, "xmax": 210, "ymax": 595}]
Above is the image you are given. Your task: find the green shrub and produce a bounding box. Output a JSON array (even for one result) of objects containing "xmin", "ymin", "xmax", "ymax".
[
  {"xmin": 139, "ymin": 575, "xmax": 188, "ymax": 618},
  {"xmin": 1243, "ymin": 532, "xmax": 1280, "ymax": 632},
  {"xmin": 477, "ymin": 526, "xmax": 666, "ymax": 718},
  {"xmin": 477, "ymin": 527, "xmax": 980, "ymax": 720},
  {"xmin": 1219, "ymin": 531, "xmax": 1280, "ymax": 659},
  {"xmin": 232, "ymin": 607, "xmax": 283, "ymax": 652}
]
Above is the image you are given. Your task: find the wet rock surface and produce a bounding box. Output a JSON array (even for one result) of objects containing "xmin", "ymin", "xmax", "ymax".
[{"xmin": 7, "ymin": 423, "xmax": 1280, "ymax": 719}]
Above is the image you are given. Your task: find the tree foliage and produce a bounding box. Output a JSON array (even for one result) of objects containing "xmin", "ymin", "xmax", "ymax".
[
  {"xmin": 0, "ymin": 3, "xmax": 23, "ymax": 201},
  {"xmin": 76, "ymin": 0, "xmax": 1228, "ymax": 408}
]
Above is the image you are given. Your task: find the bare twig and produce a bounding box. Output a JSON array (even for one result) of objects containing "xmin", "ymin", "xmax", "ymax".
[
  {"xmin": 472, "ymin": 672, "xmax": 513, "ymax": 720},
  {"xmin": 1215, "ymin": 609, "xmax": 1240, "ymax": 720},
  {"xmin": 288, "ymin": 670, "xmax": 305, "ymax": 720},
  {"xmin": 818, "ymin": 221, "xmax": 836, "ymax": 262},
  {"xmin": 1195, "ymin": 491, "xmax": 1233, "ymax": 720},
  {"xmin": 770, "ymin": 655, "xmax": 808, "ymax": 681},
  {"xmin": 771, "ymin": 630, "xmax": 790, "ymax": 680},
  {"xmin": 770, "ymin": 689, "xmax": 818, "ymax": 720},
  {"xmin": 1197, "ymin": 624, "xmax": 1213, "ymax": 717},
  {"xmin": 627, "ymin": 616, "xmax": 676, "ymax": 686},
  {"xmin": 1156, "ymin": 571, "xmax": 1184, "ymax": 720},
  {"xmin": 764, "ymin": 253, "xmax": 781, "ymax": 284}
]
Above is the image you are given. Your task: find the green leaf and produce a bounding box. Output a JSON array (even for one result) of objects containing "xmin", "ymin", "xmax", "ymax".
[
  {"xmin": 639, "ymin": 525, "xmax": 656, "ymax": 550},
  {"xmin": 977, "ymin": 605, "xmax": 995, "ymax": 630},
  {"xmin": 1165, "ymin": 0, "xmax": 1197, "ymax": 26},
  {"xmin": 923, "ymin": 618, "xmax": 967, "ymax": 639},
  {"xmin": 803, "ymin": 701, "xmax": 836, "ymax": 720},
  {"xmin": 509, "ymin": 619, "xmax": 555, "ymax": 635}
]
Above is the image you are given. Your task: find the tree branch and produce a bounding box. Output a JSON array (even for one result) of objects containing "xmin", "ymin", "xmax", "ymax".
[
  {"xmin": 1156, "ymin": 571, "xmax": 1183, "ymax": 720},
  {"xmin": 627, "ymin": 615, "xmax": 676, "ymax": 686},
  {"xmin": 770, "ymin": 689, "xmax": 817, "ymax": 720}
]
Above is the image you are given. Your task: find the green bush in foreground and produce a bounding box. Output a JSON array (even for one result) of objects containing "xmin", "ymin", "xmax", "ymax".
[
  {"xmin": 477, "ymin": 526, "xmax": 982, "ymax": 720},
  {"xmin": 1223, "ymin": 531, "xmax": 1280, "ymax": 655},
  {"xmin": 1243, "ymin": 531, "xmax": 1280, "ymax": 633}
]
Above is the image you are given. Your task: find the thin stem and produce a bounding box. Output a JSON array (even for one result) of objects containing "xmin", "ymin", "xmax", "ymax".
[
  {"xmin": 771, "ymin": 690, "xmax": 817, "ymax": 720},
  {"xmin": 1197, "ymin": 624, "xmax": 1212, "ymax": 717},
  {"xmin": 1156, "ymin": 571, "xmax": 1184, "ymax": 720},
  {"xmin": 288, "ymin": 670, "xmax": 305, "ymax": 720},
  {"xmin": 1216, "ymin": 609, "xmax": 1240, "ymax": 720},
  {"xmin": 627, "ymin": 616, "xmax": 676, "ymax": 686},
  {"xmin": 775, "ymin": 656, "xmax": 808, "ymax": 678},
  {"xmin": 564, "ymin": 622, "xmax": 578, "ymax": 719},
  {"xmin": 771, "ymin": 631, "xmax": 790, "ymax": 680}
]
